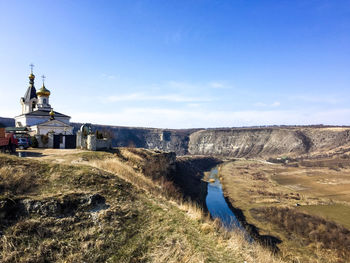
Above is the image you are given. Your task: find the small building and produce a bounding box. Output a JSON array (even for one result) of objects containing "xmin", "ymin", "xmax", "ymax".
[
  {"xmin": 76, "ymin": 124, "xmax": 112, "ymax": 151},
  {"xmin": 14, "ymin": 65, "xmax": 75, "ymax": 148}
]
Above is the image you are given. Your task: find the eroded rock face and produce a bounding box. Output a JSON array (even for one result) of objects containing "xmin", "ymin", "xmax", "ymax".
[
  {"xmin": 21, "ymin": 193, "xmax": 108, "ymax": 217},
  {"xmin": 71, "ymin": 123, "xmax": 195, "ymax": 156},
  {"xmin": 84, "ymin": 125, "xmax": 350, "ymax": 157},
  {"xmin": 0, "ymin": 193, "xmax": 108, "ymax": 225},
  {"xmin": 188, "ymin": 128, "xmax": 350, "ymax": 157},
  {"xmin": 5, "ymin": 117, "xmax": 350, "ymax": 157},
  {"xmin": 188, "ymin": 129, "xmax": 305, "ymax": 157}
]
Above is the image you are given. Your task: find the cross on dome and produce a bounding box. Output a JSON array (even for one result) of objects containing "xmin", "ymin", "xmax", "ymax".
[{"xmin": 29, "ymin": 63, "xmax": 34, "ymax": 74}]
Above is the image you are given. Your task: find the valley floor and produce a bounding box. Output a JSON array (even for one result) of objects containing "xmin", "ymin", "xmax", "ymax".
[{"xmin": 219, "ymin": 156, "xmax": 350, "ymax": 263}]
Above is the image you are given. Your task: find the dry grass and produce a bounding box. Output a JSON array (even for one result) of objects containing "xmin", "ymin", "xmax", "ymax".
[
  {"xmin": 0, "ymin": 165, "xmax": 37, "ymax": 195},
  {"xmin": 219, "ymin": 158, "xmax": 350, "ymax": 263},
  {"xmin": 0, "ymin": 150, "xmax": 288, "ymax": 263},
  {"xmin": 89, "ymin": 155, "xmax": 181, "ymax": 201}
]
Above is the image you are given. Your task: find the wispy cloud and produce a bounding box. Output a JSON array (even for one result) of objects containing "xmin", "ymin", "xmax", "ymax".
[
  {"xmin": 254, "ymin": 101, "xmax": 281, "ymax": 107},
  {"xmin": 105, "ymin": 92, "xmax": 212, "ymax": 103},
  {"xmin": 290, "ymin": 95, "xmax": 341, "ymax": 104},
  {"xmin": 209, "ymin": 82, "xmax": 225, "ymax": 89},
  {"xmin": 71, "ymin": 107, "xmax": 350, "ymax": 129},
  {"xmin": 168, "ymin": 80, "xmax": 232, "ymax": 90}
]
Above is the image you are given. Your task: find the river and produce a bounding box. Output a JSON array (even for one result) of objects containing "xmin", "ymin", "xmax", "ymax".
[{"xmin": 205, "ymin": 166, "xmax": 244, "ymax": 230}]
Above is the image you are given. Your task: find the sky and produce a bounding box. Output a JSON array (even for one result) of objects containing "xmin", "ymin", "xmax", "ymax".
[{"xmin": 0, "ymin": 0, "xmax": 350, "ymax": 128}]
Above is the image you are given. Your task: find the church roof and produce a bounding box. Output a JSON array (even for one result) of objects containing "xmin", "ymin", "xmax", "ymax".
[
  {"xmin": 23, "ymin": 86, "xmax": 37, "ymax": 101},
  {"xmin": 16, "ymin": 110, "xmax": 70, "ymax": 118},
  {"xmin": 37, "ymin": 83, "xmax": 50, "ymax": 97},
  {"xmin": 31, "ymin": 119, "xmax": 72, "ymax": 127}
]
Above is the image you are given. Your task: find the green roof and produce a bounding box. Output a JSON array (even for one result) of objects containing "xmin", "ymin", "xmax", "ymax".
[{"xmin": 5, "ymin": 127, "xmax": 29, "ymax": 132}]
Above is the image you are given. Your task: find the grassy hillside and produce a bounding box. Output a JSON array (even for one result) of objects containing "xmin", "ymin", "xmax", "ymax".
[{"xmin": 0, "ymin": 149, "xmax": 283, "ymax": 263}]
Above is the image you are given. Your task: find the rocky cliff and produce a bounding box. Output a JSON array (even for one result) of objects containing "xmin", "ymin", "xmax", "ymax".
[
  {"xmin": 188, "ymin": 127, "xmax": 350, "ymax": 157},
  {"xmin": 3, "ymin": 116, "xmax": 350, "ymax": 157},
  {"xmin": 71, "ymin": 123, "xmax": 196, "ymax": 156},
  {"xmin": 85, "ymin": 125, "xmax": 350, "ymax": 157}
]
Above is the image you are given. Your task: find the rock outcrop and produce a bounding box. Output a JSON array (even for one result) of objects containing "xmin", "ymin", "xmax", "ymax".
[
  {"xmin": 0, "ymin": 193, "xmax": 108, "ymax": 224},
  {"xmin": 188, "ymin": 127, "xmax": 350, "ymax": 157},
  {"xmin": 72, "ymin": 123, "xmax": 195, "ymax": 156},
  {"xmin": 75, "ymin": 125, "xmax": 350, "ymax": 157}
]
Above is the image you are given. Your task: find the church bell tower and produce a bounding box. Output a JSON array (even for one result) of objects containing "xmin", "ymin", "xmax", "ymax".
[
  {"xmin": 36, "ymin": 75, "xmax": 52, "ymax": 111},
  {"xmin": 20, "ymin": 64, "xmax": 38, "ymax": 114}
]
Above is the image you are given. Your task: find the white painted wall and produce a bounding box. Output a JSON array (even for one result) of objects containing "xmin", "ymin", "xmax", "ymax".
[
  {"xmin": 34, "ymin": 125, "xmax": 73, "ymax": 135},
  {"xmin": 15, "ymin": 115, "xmax": 71, "ymax": 127},
  {"xmin": 36, "ymin": 95, "xmax": 51, "ymax": 110},
  {"xmin": 20, "ymin": 97, "xmax": 37, "ymax": 114}
]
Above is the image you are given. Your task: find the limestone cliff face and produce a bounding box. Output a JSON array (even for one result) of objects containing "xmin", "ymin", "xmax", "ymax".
[
  {"xmin": 3, "ymin": 117, "xmax": 350, "ymax": 157},
  {"xmin": 188, "ymin": 128, "xmax": 304, "ymax": 157},
  {"xmin": 188, "ymin": 128, "xmax": 350, "ymax": 157},
  {"xmin": 71, "ymin": 123, "xmax": 195, "ymax": 156},
  {"xmin": 100, "ymin": 126, "xmax": 350, "ymax": 157}
]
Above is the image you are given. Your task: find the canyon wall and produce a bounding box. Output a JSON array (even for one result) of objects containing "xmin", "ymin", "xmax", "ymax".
[
  {"xmin": 73, "ymin": 123, "xmax": 195, "ymax": 156},
  {"xmin": 188, "ymin": 127, "xmax": 350, "ymax": 157},
  {"xmin": 74, "ymin": 125, "xmax": 350, "ymax": 157},
  {"xmin": 2, "ymin": 116, "xmax": 350, "ymax": 157}
]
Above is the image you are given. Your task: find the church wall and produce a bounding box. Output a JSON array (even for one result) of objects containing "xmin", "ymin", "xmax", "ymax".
[
  {"xmin": 15, "ymin": 115, "xmax": 27, "ymax": 127},
  {"xmin": 55, "ymin": 117, "xmax": 71, "ymax": 125},
  {"xmin": 26, "ymin": 116, "xmax": 49, "ymax": 126},
  {"xmin": 36, "ymin": 125, "xmax": 73, "ymax": 135},
  {"xmin": 15, "ymin": 115, "xmax": 71, "ymax": 128}
]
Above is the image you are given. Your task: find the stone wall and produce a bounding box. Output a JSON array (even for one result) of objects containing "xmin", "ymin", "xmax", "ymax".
[
  {"xmin": 76, "ymin": 132, "xmax": 112, "ymax": 151},
  {"xmin": 96, "ymin": 138, "xmax": 112, "ymax": 150}
]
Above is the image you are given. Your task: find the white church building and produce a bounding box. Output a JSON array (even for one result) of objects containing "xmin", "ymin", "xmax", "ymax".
[{"xmin": 15, "ymin": 66, "xmax": 74, "ymax": 147}]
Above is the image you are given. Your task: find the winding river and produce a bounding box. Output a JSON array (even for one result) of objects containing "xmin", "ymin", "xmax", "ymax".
[{"xmin": 205, "ymin": 167, "xmax": 244, "ymax": 230}]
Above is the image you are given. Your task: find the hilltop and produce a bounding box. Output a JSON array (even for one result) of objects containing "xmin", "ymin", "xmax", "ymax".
[{"xmin": 0, "ymin": 149, "xmax": 282, "ymax": 263}]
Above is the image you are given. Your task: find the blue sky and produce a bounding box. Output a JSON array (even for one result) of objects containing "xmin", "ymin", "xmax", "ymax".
[{"xmin": 1, "ymin": 0, "xmax": 350, "ymax": 128}]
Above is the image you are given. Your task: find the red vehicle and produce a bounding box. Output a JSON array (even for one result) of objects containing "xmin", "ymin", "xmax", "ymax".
[{"xmin": 0, "ymin": 127, "xmax": 18, "ymax": 153}]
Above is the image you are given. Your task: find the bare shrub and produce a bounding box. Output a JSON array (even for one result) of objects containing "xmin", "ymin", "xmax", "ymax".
[{"xmin": 251, "ymin": 206, "xmax": 350, "ymax": 260}]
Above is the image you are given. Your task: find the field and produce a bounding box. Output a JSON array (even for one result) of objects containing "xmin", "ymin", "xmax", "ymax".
[{"xmin": 219, "ymin": 156, "xmax": 350, "ymax": 263}]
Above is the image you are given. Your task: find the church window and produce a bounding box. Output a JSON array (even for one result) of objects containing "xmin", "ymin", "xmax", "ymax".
[
  {"xmin": 43, "ymin": 98, "xmax": 47, "ymax": 104},
  {"xmin": 32, "ymin": 101, "xmax": 36, "ymax": 109}
]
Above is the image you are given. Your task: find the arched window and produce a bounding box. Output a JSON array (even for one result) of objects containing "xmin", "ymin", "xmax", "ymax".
[
  {"xmin": 43, "ymin": 98, "xmax": 47, "ymax": 105},
  {"xmin": 32, "ymin": 101, "xmax": 36, "ymax": 110}
]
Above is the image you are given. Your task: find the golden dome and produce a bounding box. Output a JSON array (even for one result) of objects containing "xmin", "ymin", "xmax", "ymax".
[
  {"xmin": 49, "ymin": 109, "xmax": 54, "ymax": 116},
  {"xmin": 29, "ymin": 73, "xmax": 35, "ymax": 80},
  {"xmin": 37, "ymin": 84, "xmax": 51, "ymax": 97}
]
